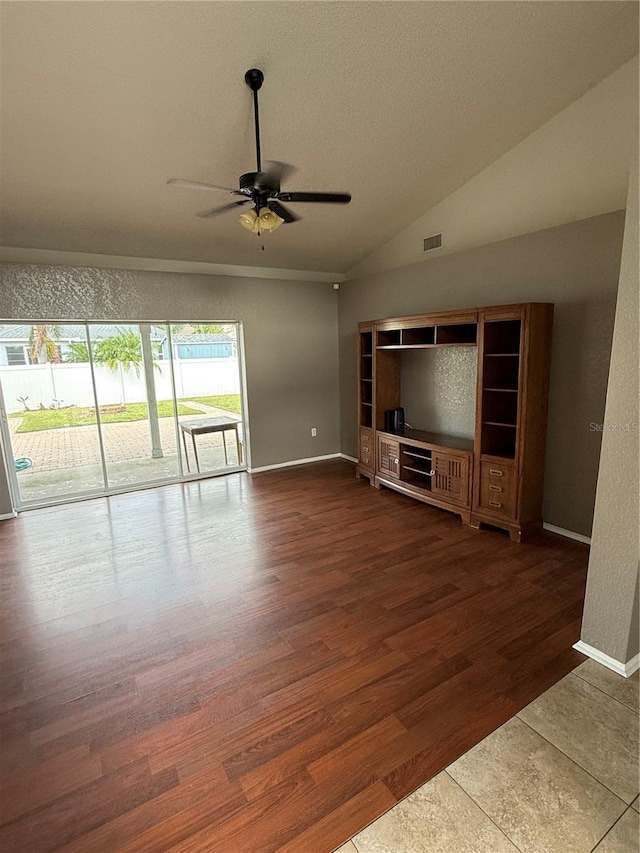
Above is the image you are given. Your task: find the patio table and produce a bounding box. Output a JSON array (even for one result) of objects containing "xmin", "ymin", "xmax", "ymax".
[{"xmin": 179, "ymin": 416, "xmax": 243, "ymax": 473}]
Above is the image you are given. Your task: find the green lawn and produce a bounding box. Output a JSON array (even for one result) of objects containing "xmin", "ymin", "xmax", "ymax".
[
  {"xmin": 10, "ymin": 401, "xmax": 199, "ymax": 433},
  {"xmin": 179, "ymin": 395, "xmax": 242, "ymax": 414}
]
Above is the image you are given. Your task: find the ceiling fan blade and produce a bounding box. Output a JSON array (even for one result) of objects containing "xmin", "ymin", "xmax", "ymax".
[
  {"xmin": 196, "ymin": 200, "xmax": 250, "ymax": 219},
  {"xmin": 268, "ymin": 200, "xmax": 300, "ymax": 223},
  {"xmin": 262, "ymin": 161, "xmax": 297, "ymax": 184},
  {"xmin": 276, "ymin": 191, "xmax": 352, "ymax": 204},
  {"xmin": 168, "ymin": 178, "xmax": 238, "ymax": 193}
]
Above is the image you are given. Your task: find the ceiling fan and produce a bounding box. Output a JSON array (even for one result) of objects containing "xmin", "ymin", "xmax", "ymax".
[{"xmin": 167, "ymin": 68, "xmax": 352, "ymax": 234}]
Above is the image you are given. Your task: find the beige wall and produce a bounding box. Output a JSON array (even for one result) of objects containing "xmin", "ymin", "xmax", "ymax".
[
  {"xmin": 0, "ymin": 263, "xmax": 341, "ymax": 511},
  {"xmin": 339, "ymin": 211, "xmax": 625, "ymax": 537},
  {"xmin": 580, "ymin": 153, "xmax": 639, "ymax": 665},
  {"xmin": 348, "ymin": 58, "xmax": 637, "ymax": 279}
]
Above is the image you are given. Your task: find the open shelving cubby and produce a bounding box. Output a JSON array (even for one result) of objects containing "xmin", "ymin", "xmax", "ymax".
[
  {"xmin": 402, "ymin": 327, "xmax": 436, "ymax": 346},
  {"xmin": 480, "ymin": 319, "xmax": 522, "ymax": 458},
  {"xmin": 376, "ymin": 324, "xmax": 478, "ymax": 349},
  {"xmin": 435, "ymin": 323, "xmax": 477, "ymax": 345},
  {"xmin": 483, "ymin": 319, "xmax": 521, "ymax": 356},
  {"xmin": 377, "ymin": 329, "xmax": 401, "ymax": 348},
  {"xmin": 400, "ymin": 444, "xmax": 433, "ymax": 486},
  {"xmin": 359, "ymin": 328, "xmax": 374, "ymax": 429}
]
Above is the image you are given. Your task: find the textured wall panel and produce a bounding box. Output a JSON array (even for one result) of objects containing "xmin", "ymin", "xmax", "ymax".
[
  {"xmin": 0, "ymin": 264, "xmax": 341, "ymax": 497},
  {"xmin": 401, "ymin": 348, "xmax": 477, "ymax": 440}
]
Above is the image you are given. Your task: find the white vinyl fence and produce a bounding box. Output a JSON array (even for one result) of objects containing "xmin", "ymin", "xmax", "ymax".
[{"xmin": 0, "ymin": 358, "xmax": 240, "ymax": 414}]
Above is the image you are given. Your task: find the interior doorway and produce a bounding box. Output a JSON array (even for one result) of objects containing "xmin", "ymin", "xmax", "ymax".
[{"xmin": 0, "ymin": 321, "xmax": 247, "ymax": 509}]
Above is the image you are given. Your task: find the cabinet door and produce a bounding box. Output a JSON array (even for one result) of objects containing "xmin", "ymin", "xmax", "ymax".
[
  {"xmin": 431, "ymin": 451, "xmax": 470, "ymax": 505},
  {"xmin": 378, "ymin": 436, "xmax": 400, "ymax": 479}
]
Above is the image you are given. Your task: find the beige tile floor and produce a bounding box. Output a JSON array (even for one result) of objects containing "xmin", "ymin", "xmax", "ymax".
[{"xmin": 335, "ymin": 659, "xmax": 639, "ymax": 853}]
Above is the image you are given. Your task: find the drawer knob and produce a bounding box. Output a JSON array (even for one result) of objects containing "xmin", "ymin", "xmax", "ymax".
[
  {"xmin": 489, "ymin": 501, "xmax": 502, "ymax": 508},
  {"xmin": 489, "ymin": 484, "xmax": 502, "ymax": 492},
  {"xmin": 489, "ymin": 469, "xmax": 503, "ymax": 477}
]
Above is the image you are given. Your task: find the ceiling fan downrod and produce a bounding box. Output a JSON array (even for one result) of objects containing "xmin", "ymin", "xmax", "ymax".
[{"xmin": 244, "ymin": 68, "xmax": 264, "ymax": 175}]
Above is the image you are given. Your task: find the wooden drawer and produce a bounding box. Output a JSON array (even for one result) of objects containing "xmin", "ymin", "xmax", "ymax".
[
  {"xmin": 359, "ymin": 428, "xmax": 373, "ymax": 470},
  {"xmin": 479, "ymin": 461, "xmax": 516, "ymax": 517}
]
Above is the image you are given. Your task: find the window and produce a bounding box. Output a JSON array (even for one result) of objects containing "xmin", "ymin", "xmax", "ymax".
[{"xmin": 5, "ymin": 345, "xmax": 27, "ymax": 366}]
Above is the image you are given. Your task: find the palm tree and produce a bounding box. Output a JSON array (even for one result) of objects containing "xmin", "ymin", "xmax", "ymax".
[
  {"xmin": 92, "ymin": 329, "xmax": 144, "ymax": 377},
  {"xmin": 29, "ymin": 324, "xmax": 61, "ymax": 363},
  {"xmin": 93, "ymin": 326, "xmax": 164, "ymax": 459},
  {"xmin": 65, "ymin": 342, "xmax": 90, "ymax": 363}
]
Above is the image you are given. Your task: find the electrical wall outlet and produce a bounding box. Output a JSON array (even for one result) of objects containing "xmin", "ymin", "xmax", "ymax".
[{"xmin": 311, "ymin": 427, "xmax": 317, "ymax": 437}]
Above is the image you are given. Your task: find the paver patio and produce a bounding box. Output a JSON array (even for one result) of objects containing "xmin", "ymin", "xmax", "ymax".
[{"xmin": 8, "ymin": 403, "xmax": 243, "ymax": 504}]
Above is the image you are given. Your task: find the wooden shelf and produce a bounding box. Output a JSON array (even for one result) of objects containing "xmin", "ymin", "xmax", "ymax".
[
  {"xmin": 482, "ymin": 450, "xmax": 516, "ymax": 461},
  {"xmin": 376, "ymin": 323, "xmax": 477, "ymax": 349},
  {"xmin": 403, "ymin": 449, "xmax": 432, "ymax": 460},
  {"xmin": 379, "ymin": 427, "xmax": 474, "ymax": 454},
  {"xmin": 358, "ymin": 325, "xmax": 375, "ymax": 434},
  {"xmin": 402, "ymin": 465, "xmax": 433, "ymax": 477},
  {"xmin": 376, "ymin": 343, "xmax": 477, "ymax": 350},
  {"xmin": 480, "ymin": 315, "xmax": 523, "ymax": 464}
]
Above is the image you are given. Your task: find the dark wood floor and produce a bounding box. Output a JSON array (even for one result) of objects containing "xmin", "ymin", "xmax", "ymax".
[{"xmin": 0, "ymin": 459, "xmax": 588, "ymax": 852}]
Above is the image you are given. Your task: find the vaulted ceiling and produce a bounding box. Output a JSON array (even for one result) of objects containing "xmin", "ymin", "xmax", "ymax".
[{"xmin": 0, "ymin": 2, "xmax": 637, "ymax": 273}]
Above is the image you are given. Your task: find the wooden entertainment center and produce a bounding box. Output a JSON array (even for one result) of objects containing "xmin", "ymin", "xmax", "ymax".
[{"xmin": 356, "ymin": 303, "xmax": 554, "ymax": 542}]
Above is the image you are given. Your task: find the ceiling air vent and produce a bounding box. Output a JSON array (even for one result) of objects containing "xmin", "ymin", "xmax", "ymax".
[{"xmin": 423, "ymin": 233, "xmax": 443, "ymax": 253}]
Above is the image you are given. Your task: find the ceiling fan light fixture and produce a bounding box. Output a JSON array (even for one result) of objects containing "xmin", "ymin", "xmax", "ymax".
[
  {"xmin": 238, "ymin": 208, "xmax": 259, "ymax": 232},
  {"xmin": 258, "ymin": 207, "xmax": 284, "ymax": 232}
]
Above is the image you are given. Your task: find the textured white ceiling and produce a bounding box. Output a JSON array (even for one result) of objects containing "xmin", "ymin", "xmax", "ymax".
[{"xmin": 0, "ymin": 1, "xmax": 637, "ymax": 273}]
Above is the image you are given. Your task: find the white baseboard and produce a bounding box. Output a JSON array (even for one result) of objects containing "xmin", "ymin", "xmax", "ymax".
[
  {"xmin": 247, "ymin": 453, "xmax": 341, "ymax": 474},
  {"xmin": 573, "ymin": 640, "xmax": 639, "ymax": 678},
  {"xmin": 0, "ymin": 511, "xmax": 17, "ymax": 521},
  {"xmin": 543, "ymin": 523, "xmax": 591, "ymax": 544},
  {"xmin": 340, "ymin": 453, "xmax": 358, "ymax": 463}
]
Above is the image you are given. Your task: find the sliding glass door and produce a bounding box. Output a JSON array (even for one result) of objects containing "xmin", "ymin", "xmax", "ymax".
[
  {"xmin": 170, "ymin": 323, "xmax": 244, "ymax": 477},
  {"xmin": 0, "ymin": 320, "xmax": 247, "ymax": 509},
  {"xmin": 89, "ymin": 323, "xmax": 181, "ymax": 491},
  {"xmin": 0, "ymin": 323, "xmax": 106, "ymax": 505}
]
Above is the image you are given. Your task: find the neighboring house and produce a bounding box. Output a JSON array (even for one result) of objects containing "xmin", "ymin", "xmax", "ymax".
[
  {"xmin": 0, "ymin": 324, "xmax": 163, "ymax": 366},
  {"xmin": 163, "ymin": 333, "xmax": 234, "ymax": 361},
  {"xmin": 0, "ymin": 325, "xmax": 233, "ymax": 365}
]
